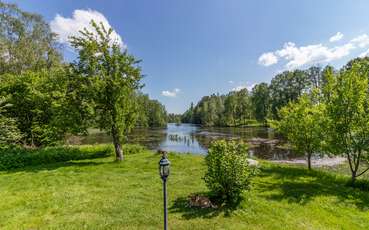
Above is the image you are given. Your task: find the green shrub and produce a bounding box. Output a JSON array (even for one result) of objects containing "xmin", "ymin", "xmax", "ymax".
[
  {"xmin": 123, "ymin": 144, "xmax": 146, "ymax": 155},
  {"xmin": 204, "ymin": 140, "xmax": 256, "ymax": 205},
  {"xmin": 0, "ymin": 145, "xmax": 112, "ymax": 170}
]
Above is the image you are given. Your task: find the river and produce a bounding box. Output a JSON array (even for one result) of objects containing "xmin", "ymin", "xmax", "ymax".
[{"xmin": 67, "ymin": 123, "xmax": 300, "ymax": 160}]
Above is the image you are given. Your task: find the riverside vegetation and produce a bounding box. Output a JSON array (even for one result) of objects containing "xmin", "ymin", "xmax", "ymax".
[{"xmin": 1, "ymin": 2, "xmax": 369, "ymax": 229}]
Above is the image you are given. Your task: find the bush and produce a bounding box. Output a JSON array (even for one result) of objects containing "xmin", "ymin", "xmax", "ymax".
[
  {"xmin": 204, "ymin": 140, "xmax": 256, "ymax": 205},
  {"xmin": 0, "ymin": 145, "xmax": 112, "ymax": 170},
  {"xmin": 123, "ymin": 144, "xmax": 146, "ymax": 155}
]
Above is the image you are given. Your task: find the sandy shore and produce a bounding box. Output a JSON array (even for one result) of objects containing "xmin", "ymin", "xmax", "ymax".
[{"xmin": 271, "ymin": 156, "xmax": 346, "ymax": 167}]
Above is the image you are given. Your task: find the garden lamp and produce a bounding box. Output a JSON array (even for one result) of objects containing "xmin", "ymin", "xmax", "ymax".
[{"xmin": 159, "ymin": 152, "xmax": 170, "ymax": 230}]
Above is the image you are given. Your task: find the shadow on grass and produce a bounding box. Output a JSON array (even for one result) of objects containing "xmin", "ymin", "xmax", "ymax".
[
  {"xmin": 5, "ymin": 160, "xmax": 109, "ymax": 173},
  {"xmin": 258, "ymin": 165, "xmax": 369, "ymax": 210},
  {"xmin": 170, "ymin": 192, "xmax": 241, "ymax": 219}
]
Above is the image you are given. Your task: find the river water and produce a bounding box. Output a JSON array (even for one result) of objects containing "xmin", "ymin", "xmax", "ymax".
[{"xmin": 67, "ymin": 123, "xmax": 299, "ymax": 160}]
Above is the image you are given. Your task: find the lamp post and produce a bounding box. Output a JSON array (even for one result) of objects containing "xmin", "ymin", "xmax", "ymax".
[{"xmin": 159, "ymin": 152, "xmax": 170, "ymax": 230}]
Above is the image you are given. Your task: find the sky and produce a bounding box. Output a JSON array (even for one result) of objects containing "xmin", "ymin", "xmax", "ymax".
[{"xmin": 7, "ymin": 0, "xmax": 369, "ymax": 113}]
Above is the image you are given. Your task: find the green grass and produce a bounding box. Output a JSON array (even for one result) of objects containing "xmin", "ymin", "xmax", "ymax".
[{"xmin": 0, "ymin": 146, "xmax": 369, "ymax": 229}]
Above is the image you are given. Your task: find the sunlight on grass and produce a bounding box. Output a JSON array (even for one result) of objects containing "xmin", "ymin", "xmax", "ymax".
[{"xmin": 0, "ymin": 146, "xmax": 368, "ymax": 229}]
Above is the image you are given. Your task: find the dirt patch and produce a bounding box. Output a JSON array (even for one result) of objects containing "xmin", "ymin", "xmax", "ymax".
[{"xmin": 272, "ymin": 156, "xmax": 346, "ymax": 167}]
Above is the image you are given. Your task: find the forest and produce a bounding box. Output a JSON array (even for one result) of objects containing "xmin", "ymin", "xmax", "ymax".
[{"xmin": 181, "ymin": 65, "xmax": 328, "ymax": 127}]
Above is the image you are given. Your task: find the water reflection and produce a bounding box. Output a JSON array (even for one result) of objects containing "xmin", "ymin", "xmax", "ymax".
[{"xmin": 69, "ymin": 123, "xmax": 298, "ymax": 160}]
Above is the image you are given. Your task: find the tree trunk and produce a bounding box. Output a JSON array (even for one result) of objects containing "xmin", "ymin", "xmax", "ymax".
[
  {"xmin": 347, "ymin": 153, "xmax": 358, "ymax": 185},
  {"xmin": 307, "ymin": 152, "xmax": 312, "ymax": 170},
  {"xmin": 351, "ymin": 171, "xmax": 357, "ymax": 184},
  {"xmin": 111, "ymin": 125, "xmax": 123, "ymax": 161}
]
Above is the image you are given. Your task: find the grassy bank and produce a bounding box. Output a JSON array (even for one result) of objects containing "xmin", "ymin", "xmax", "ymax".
[{"xmin": 0, "ymin": 146, "xmax": 368, "ymax": 229}]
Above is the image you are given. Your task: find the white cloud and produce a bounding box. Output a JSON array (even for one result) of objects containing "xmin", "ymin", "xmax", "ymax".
[
  {"xmin": 50, "ymin": 9, "xmax": 125, "ymax": 49},
  {"xmin": 359, "ymin": 48, "xmax": 369, "ymax": 58},
  {"xmin": 351, "ymin": 34, "xmax": 369, "ymax": 48},
  {"xmin": 232, "ymin": 83, "xmax": 255, "ymax": 92},
  {"xmin": 258, "ymin": 52, "xmax": 278, "ymax": 66},
  {"xmin": 329, "ymin": 32, "xmax": 344, "ymax": 42},
  {"xmin": 162, "ymin": 88, "xmax": 180, "ymax": 97},
  {"xmin": 228, "ymin": 80, "xmax": 234, "ymax": 84},
  {"xmin": 275, "ymin": 42, "xmax": 355, "ymax": 69},
  {"xmin": 258, "ymin": 33, "xmax": 369, "ymax": 70}
]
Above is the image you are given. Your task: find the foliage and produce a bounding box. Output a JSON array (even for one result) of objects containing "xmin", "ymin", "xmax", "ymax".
[
  {"xmin": 0, "ymin": 69, "xmax": 70, "ymax": 146},
  {"xmin": 251, "ymin": 83, "xmax": 270, "ymax": 122},
  {"xmin": 182, "ymin": 90, "xmax": 255, "ymax": 127},
  {"xmin": 167, "ymin": 113, "xmax": 182, "ymax": 123},
  {"xmin": 0, "ymin": 145, "xmax": 112, "ymax": 170},
  {"xmin": 323, "ymin": 62, "xmax": 369, "ymax": 183},
  {"xmin": 275, "ymin": 94, "xmax": 324, "ymax": 170},
  {"xmin": 0, "ymin": 1, "xmax": 61, "ymax": 74},
  {"xmin": 0, "ymin": 97, "xmax": 21, "ymax": 145},
  {"xmin": 269, "ymin": 70, "xmax": 312, "ymax": 119},
  {"xmin": 181, "ymin": 66, "xmax": 323, "ymax": 126},
  {"xmin": 135, "ymin": 93, "xmax": 167, "ymax": 127},
  {"xmin": 69, "ymin": 21, "xmax": 142, "ymax": 160},
  {"xmin": 204, "ymin": 140, "xmax": 256, "ymax": 205},
  {"xmin": 122, "ymin": 143, "xmax": 146, "ymax": 155}
]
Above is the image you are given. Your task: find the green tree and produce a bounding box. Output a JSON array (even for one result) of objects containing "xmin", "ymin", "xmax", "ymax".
[
  {"xmin": 224, "ymin": 92, "xmax": 237, "ymax": 126},
  {"xmin": 135, "ymin": 93, "xmax": 167, "ymax": 127},
  {"xmin": 323, "ymin": 63, "xmax": 369, "ymax": 183},
  {"xmin": 0, "ymin": 69, "xmax": 68, "ymax": 146},
  {"xmin": 69, "ymin": 21, "xmax": 142, "ymax": 161},
  {"xmin": 0, "ymin": 96, "xmax": 21, "ymax": 145},
  {"xmin": 276, "ymin": 94, "xmax": 324, "ymax": 170},
  {"xmin": 0, "ymin": 2, "xmax": 61, "ymax": 74},
  {"xmin": 251, "ymin": 83, "xmax": 270, "ymax": 123},
  {"xmin": 269, "ymin": 70, "xmax": 310, "ymax": 119},
  {"xmin": 235, "ymin": 89, "xmax": 252, "ymax": 125}
]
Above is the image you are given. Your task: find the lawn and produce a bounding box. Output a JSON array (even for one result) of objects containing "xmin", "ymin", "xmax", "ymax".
[{"xmin": 0, "ymin": 146, "xmax": 368, "ymax": 229}]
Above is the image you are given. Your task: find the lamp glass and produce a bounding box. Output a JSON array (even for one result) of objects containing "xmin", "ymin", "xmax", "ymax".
[{"xmin": 159, "ymin": 158, "xmax": 170, "ymax": 178}]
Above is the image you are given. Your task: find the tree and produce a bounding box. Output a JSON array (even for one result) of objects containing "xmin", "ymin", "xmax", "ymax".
[
  {"xmin": 224, "ymin": 92, "xmax": 237, "ymax": 126},
  {"xmin": 251, "ymin": 83, "xmax": 270, "ymax": 122},
  {"xmin": 0, "ymin": 96, "xmax": 21, "ymax": 146},
  {"xmin": 323, "ymin": 63, "xmax": 369, "ymax": 183},
  {"xmin": 276, "ymin": 94, "xmax": 324, "ymax": 170},
  {"xmin": 305, "ymin": 66, "xmax": 323, "ymax": 89},
  {"xmin": 0, "ymin": 69, "xmax": 68, "ymax": 146},
  {"xmin": 0, "ymin": 2, "xmax": 61, "ymax": 74},
  {"xmin": 269, "ymin": 70, "xmax": 310, "ymax": 119},
  {"xmin": 135, "ymin": 93, "xmax": 167, "ymax": 127},
  {"xmin": 181, "ymin": 102, "xmax": 194, "ymax": 123},
  {"xmin": 69, "ymin": 21, "xmax": 142, "ymax": 161},
  {"xmin": 167, "ymin": 113, "xmax": 181, "ymax": 124},
  {"xmin": 235, "ymin": 89, "xmax": 252, "ymax": 125}
]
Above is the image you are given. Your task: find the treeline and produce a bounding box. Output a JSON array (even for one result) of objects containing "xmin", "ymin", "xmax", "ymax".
[
  {"xmin": 0, "ymin": 2, "xmax": 166, "ymax": 150},
  {"xmin": 274, "ymin": 57, "xmax": 369, "ymax": 184},
  {"xmin": 181, "ymin": 65, "xmax": 328, "ymax": 126}
]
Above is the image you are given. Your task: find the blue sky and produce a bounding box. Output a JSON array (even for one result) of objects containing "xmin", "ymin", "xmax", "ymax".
[{"xmin": 8, "ymin": 0, "xmax": 369, "ymax": 113}]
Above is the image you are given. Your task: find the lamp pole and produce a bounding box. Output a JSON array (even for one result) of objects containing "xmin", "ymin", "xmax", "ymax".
[
  {"xmin": 159, "ymin": 152, "xmax": 170, "ymax": 230},
  {"xmin": 163, "ymin": 176, "xmax": 168, "ymax": 230}
]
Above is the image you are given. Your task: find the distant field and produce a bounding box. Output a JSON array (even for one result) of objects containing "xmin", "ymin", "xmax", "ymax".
[{"xmin": 0, "ymin": 146, "xmax": 368, "ymax": 229}]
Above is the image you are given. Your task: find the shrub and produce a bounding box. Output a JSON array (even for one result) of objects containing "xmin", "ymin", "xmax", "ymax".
[
  {"xmin": 0, "ymin": 145, "xmax": 112, "ymax": 170},
  {"xmin": 204, "ymin": 140, "xmax": 256, "ymax": 205},
  {"xmin": 123, "ymin": 144, "xmax": 146, "ymax": 155}
]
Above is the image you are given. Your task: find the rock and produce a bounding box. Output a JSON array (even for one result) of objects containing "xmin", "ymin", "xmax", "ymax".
[
  {"xmin": 247, "ymin": 158, "xmax": 259, "ymax": 166},
  {"xmin": 188, "ymin": 194, "xmax": 217, "ymax": 209}
]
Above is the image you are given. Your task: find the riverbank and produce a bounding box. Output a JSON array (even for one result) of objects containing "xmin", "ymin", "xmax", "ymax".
[{"xmin": 0, "ymin": 145, "xmax": 368, "ymax": 229}]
